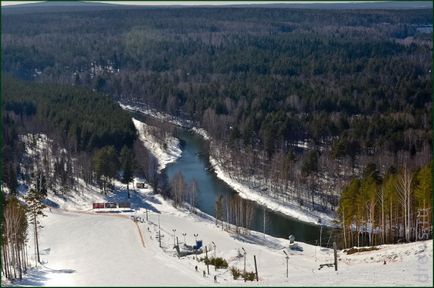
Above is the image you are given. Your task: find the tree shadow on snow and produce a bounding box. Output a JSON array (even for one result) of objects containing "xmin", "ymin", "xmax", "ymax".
[
  {"xmin": 230, "ymin": 233, "xmax": 286, "ymax": 250},
  {"xmin": 8, "ymin": 266, "xmax": 76, "ymax": 287},
  {"xmin": 105, "ymin": 188, "xmax": 160, "ymax": 213}
]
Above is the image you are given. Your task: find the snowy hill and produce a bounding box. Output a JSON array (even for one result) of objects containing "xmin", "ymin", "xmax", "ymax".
[
  {"xmin": 8, "ymin": 183, "xmax": 433, "ymax": 286},
  {"xmin": 4, "ymin": 132, "xmax": 432, "ymax": 286}
]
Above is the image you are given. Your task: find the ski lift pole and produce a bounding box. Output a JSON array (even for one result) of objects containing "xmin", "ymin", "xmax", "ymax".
[
  {"xmin": 194, "ymin": 233, "xmax": 198, "ymax": 260},
  {"xmin": 172, "ymin": 229, "xmax": 177, "ymax": 246},
  {"xmin": 283, "ymin": 250, "xmax": 289, "ymax": 278},
  {"xmin": 212, "ymin": 241, "xmax": 216, "ymax": 257},
  {"xmin": 242, "ymin": 247, "xmax": 247, "ymax": 274},
  {"xmin": 212, "ymin": 241, "xmax": 216, "ymax": 270}
]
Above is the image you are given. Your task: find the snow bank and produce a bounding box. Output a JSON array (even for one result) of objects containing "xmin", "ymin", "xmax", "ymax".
[
  {"xmin": 120, "ymin": 102, "xmax": 192, "ymax": 128},
  {"xmin": 191, "ymin": 127, "xmax": 211, "ymax": 141},
  {"xmin": 132, "ymin": 118, "xmax": 182, "ymax": 172},
  {"xmin": 120, "ymin": 102, "xmax": 211, "ymax": 140},
  {"xmin": 209, "ymin": 156, "xmax": 336, "ymax": 227}
]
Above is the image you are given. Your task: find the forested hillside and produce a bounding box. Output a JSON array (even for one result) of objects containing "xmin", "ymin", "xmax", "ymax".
[
  {"xmin": 2, "ymin": 7, "xmax": 432, "ymax": 220},
  {"xmin": 2, "ymin": 77, "xmax": 138, "ymax": 196}
]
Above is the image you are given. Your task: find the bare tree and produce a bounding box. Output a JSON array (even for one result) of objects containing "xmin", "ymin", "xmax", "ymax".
[{"xmin": 396, "ymin": 166, "xmax": 413, "ymax": 242}]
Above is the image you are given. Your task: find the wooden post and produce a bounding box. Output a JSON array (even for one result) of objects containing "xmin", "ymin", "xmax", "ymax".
[
  {"xmin": 146, "ymin": 209, "xmax": 149, "ymax": 221},
  {"xmin": 342, "ymin": 209, "xmax": 347, "ymax": 249},
  {"xmin": 333, "ymin": 242, "xmax": 338, "ymax": 271},
  {"xmin": 254, "ymin": 255, "xmax": 258, "ymax": 281},
  {"xmin": 176, "ymin": 236, "xmax": 179, "ymax": 247},
  {"xmin": 319, "ymin": 225, "xmax": 323, "ymax": 247}
]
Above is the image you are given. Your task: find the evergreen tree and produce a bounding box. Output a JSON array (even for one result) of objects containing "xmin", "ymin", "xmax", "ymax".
[
  {"xmin": 24, "ymin": 188, "xmax": 46, "ymax": 265},
  {"xmin": 120, "ymin": 146, "xmax": 134, "ymax": 199}
]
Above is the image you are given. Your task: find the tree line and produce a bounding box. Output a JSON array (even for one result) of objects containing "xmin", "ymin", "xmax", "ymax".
[
  {"xmin": 2, "ymin": 8, "xmax": 432, "ymax": 216},
  {"xmin": 2, "ymin": 7, "xmax": 431, "ymax": 215},
  {"xmin": 2, "ymin": 174, "xmax": 47, "ymax": 281},
  {"xmin": 337, "ymin": 162, "xmax": 432, "ymax": 247}
]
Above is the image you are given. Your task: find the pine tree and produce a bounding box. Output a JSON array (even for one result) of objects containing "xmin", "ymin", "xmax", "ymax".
[
  {"xmin": 120, "ymin": 147, "xmax": 134, "ymax": 199},
  {"xmin": 25, "ymin": 188, "xmax": 46, "ymax": 265},
  {"xmin": 7, "ymin": 164, "xmax": 18, "ymax": 195}
]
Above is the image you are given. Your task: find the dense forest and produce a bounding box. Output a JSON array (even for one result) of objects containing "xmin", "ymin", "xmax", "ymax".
[
  {"xmin": 2, "ymin": 6, "xmax": 432, "ymax": 241},
  {"xmin": 338, "ymin": 162, "xmax": 431, "ymax": 248},
  {"xmin": 2, "ymin": 76, "xmax": 141, "ymax": 197}
]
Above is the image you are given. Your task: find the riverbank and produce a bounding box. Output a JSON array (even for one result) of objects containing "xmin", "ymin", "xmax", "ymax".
[
  {"xmin": 209, "ymin": 156, "xmax": 336, "ymax": 227},
  {"xmin": 132, "ymin": 117, "xmax": 182, "ymax": 172},
  {"xmin": 120, "ymin": 102, "xmax": 337, "ymax": 227}
]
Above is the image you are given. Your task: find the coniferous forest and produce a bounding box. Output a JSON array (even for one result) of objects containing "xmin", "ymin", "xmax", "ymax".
[{"xmin": 2, "ymin": 4, "xmax": 432, "ymax": 253}]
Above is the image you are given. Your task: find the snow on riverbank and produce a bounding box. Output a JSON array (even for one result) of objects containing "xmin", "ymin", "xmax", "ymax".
[
  {"xmin": 120, "ymin": 102, "xmax": 211, "ymax": 140},
  {"xmin": 132, "ymin": 118, "xmax": 182, "ymax": 172},
  {"xmin": 210, "ymin": 156, "xmax": 336, "ymax": 227},
  {"xmin": 120, "ymin": 102, "xmax": 192, "ymax": 128},
  {"xmin": 120, "ymin": 102, "xmax": 336, "ymax": 226},
  {"xmin": 191, "ymin": 127, "xmax": 211, "ymax": 140}
]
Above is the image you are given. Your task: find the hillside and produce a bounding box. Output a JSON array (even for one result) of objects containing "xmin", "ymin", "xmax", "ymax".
[
  {"xmin": 4, "ymin": 179, "xmax": 432, "ymax": 286},
  {"xmin": 2, "ymin": 6, "xmax": 432, "ymax": 216}
]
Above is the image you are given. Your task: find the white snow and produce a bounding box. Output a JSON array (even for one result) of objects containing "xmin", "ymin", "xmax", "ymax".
[
  {"xmin": 11, "ymin": 183, "xmax": 433, "ymax": 286},
  {"xmin": 120, "ymin": 102, "xmax": 210, "ymax": 139},
  {"xmin": 209, "ymin": 156, "xmax": 336, "ymax": 227},
  {"xmin": 191, "ymin": 127, "xmax": 211, "ymax": 141},
  {"xmin": 132, "ymin": 118, "xmax": 182, "ymax": 172},
  {"xmin": 6, "ymin": 133, "xmax": 433, "ymax": 286},
  {"xmin": 120, "ymin": 103, "xmax": 192, "ymax": 128},
  {"xmin": 3, "ymin": 103, "xmax": 418, "ymax": 285}
]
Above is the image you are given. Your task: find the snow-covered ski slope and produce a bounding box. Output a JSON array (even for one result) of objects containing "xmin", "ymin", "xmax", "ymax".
[
  {"xmin": 8, "ymin": 131, "xmax": 432, "ymax": 286},
  {"xmin": 19, "ymin": 209, "xmax": 206, "ymax": 286},
  {"xmin": 13, "ymin": 183, "xmax": 433, "ymax": 286}
]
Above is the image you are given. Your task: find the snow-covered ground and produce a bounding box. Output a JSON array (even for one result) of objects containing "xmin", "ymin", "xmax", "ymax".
[
  {"xmin": 9, "ymin": 182, "xmax": 433, "ymax": 286},
  {"xmin": 120, "ymin": 103, "xmax": 192, "ymax": 128},
  {"xmin": 6, "ymin": 132, "xmax": 433, "ymax": 286},
  {"xmin": 209, "ymin": 157, "xmax": 336, "ymax": 227},
  {"xmin": 132, "ymin": 118, "xmax": 182, "ymax": 172}
]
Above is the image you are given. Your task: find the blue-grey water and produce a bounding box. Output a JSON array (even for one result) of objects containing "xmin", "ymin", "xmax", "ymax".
[{"xmin": 132, "ymin": 111, "xmax": 333, "ymax": 245}]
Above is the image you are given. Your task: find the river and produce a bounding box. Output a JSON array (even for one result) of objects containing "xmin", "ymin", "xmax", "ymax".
[{"xmin": 131, "ymin": 111, "xmax": 334, "ymax": 245}]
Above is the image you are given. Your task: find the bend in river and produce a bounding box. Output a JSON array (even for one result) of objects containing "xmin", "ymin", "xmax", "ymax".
[{"xmin": 132, "ymin": 111, "xmax": 334, "ymax": 245}]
